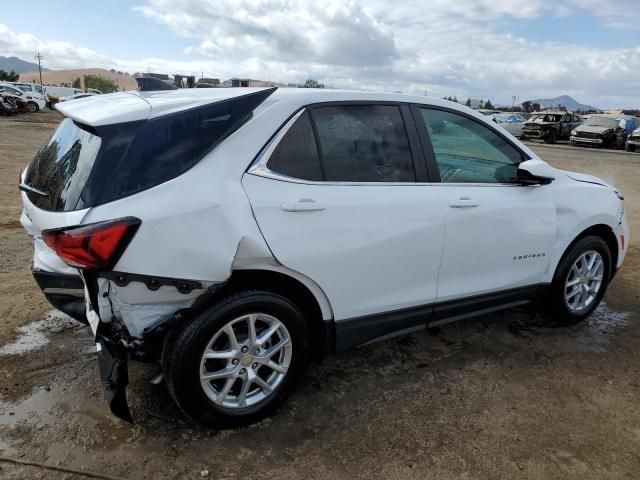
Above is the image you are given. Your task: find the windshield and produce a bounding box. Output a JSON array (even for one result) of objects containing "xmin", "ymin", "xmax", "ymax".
[
  {"xmin": 584, "ymin": 116, "xmax": 619, "ymax": 129},
  {"xmin": 529, "ymin": 114, "xmax": 562, "ymax": 123}
]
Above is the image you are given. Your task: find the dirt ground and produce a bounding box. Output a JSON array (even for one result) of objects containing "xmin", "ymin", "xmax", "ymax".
[{"xmin": 0, "ymin": 110, "xmax": 639, "ymax": 479}]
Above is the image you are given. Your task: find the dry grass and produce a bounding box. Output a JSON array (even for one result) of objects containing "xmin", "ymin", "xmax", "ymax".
[{"xmin": 19, "ymin": 68, "xmax": 137, "ymax": 91}]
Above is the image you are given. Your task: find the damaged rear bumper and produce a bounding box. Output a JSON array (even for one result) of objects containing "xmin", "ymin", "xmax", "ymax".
[
  {"xmin": 96, "ymin": 326, "xmax": 133, "ymax": 422},
  {"xmin": 83, "ymin": 270, "xmax": 217, "ymax": 422},
  {"xmin": 32, "ymin": 268, "xmax": 87, "ymax": 323}
]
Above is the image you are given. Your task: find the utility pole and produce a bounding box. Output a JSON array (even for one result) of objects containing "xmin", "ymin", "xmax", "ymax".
[{"xmin": 35, "ymin": 51, "xmax": 44, "ymax": 86}]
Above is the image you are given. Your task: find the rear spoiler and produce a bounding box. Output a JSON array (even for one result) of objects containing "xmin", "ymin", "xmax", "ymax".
[{"xmin": 135, "ymin": 77, "xmax": 178, "ymax": 92}]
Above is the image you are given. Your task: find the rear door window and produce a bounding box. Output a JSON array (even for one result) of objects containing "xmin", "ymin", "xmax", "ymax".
[{"xmin": 310, "ymin": 105, "xmax": 415, "ymax": 182}]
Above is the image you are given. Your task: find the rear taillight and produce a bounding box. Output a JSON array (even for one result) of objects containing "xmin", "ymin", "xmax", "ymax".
[{"xmin": 42, "ymin": 217, "xmax": 141, "ymax": 270}]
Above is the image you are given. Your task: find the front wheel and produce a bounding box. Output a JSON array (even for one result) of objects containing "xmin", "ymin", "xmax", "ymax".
[
  {"xmin": 547, "ymin": 236, "xmax": 611, "ymax": 323},
  {"xmin": 27, "ymin": 101, "xmax": 39, "ymax": 113},
  {"xmin": 163, "ymin": 291, "xmax": 310, "ymax": 427}
]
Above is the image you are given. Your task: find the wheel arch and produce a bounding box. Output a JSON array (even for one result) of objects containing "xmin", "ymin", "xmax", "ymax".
[
  {"xmin": 195, "ymin": 268, "xmax": 334, "ymax": 361},
  {"xmin": 553, "ymin": 224, "xmax": 619, "ymax": 281}
]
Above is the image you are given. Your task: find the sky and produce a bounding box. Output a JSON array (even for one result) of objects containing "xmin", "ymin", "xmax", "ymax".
[{"xmin": 0, "ymin": 0, "xmax": 639, "ymax": 108}]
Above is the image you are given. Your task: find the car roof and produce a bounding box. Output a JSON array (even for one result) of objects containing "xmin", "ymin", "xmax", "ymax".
[{"xmin": 56, "ymin": 87, "xmax": 478, "ymax": 127}]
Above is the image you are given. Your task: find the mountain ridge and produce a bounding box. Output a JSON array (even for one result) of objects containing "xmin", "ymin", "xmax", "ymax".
[
  {"xmin": 525, "ymin": 95, "xmax": 599, "ymax": 112},
  {"xmin": 0, "ymin": 56, "xmax": 47, "ymax": 73}
]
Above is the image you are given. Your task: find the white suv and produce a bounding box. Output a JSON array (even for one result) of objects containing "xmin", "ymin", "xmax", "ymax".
[{"xmin": 19, "ymin": 88, "xmax": 629, "ymax": 427}]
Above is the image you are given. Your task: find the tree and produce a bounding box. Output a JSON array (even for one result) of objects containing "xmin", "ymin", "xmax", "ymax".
[
  {"xmin": 452, "ymin": 96, "xmax": 458, "ymax": 103},
  {"xmin": 484, "ymin": 99, "xmax": 494, "ymax": 109},
  {"xmin": 478, "ymin": 98, "xmax": 484, "ymax": 109},
  {"xmin": 302, "ymin": 79, "xmax": 325, "ymax": 88},
  {"xmin": 0, "ymin": 69, "xmax": 19, "ymax": 82},
  {"xmin": 465, "ymin": 98, "xmax": 471, "ymax": 107},
  {"xmin": 72, "ymin": 77, "xmax": 81, "ymax": 89},
  {"xmin": 531, "ymin": 103, "xmax": 541, "ymax": 112}
]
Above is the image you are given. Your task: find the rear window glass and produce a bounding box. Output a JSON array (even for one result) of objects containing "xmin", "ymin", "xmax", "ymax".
[{"xmin": 24, "ymin": 118, "xmax": 102, "ymax": 210}]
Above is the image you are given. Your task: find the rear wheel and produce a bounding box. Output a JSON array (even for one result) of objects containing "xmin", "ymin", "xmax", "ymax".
[
  {"xmin": 163, "ymin": 291, "xmax": 309, "ymax": 427},
  {"xmin": 627, "ymin": 144, "xmax": 636, "ymax": 152},
  {"xmin": 547, "ymin": 236, "xmax": 611, "ymax": 323},
  {"xmin": 27, "ymin": 101, "xmax": 38, "ymax": 113}
]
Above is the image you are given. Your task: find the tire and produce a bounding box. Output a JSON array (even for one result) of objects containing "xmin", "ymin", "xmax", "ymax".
[
  {"xmin": 547, "ymin": 236, "xmax": 611, "ymax": 324},
  {"xmin": 163, "ymin": 291, "xmax": 310, "ymax": 428},
  {"xmin": 27, "ymin": 101, "xmax": 38, "ymax": 113},
  {"xmin": 544, "ymin": 130, "xmax": 557, "ymax": 144},
  {"xmin": 626, "ymin": 144, "xmax": 636, "ymax": 152}
]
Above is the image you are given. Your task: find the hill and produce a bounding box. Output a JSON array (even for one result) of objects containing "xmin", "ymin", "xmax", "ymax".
[
  {"xmin": 0, "ymin": 56, "xmax": 47, "ymax": 74},
  {"xmin": 19, "ymin": 68, "xmax": 137, "ymax": 91},
  {"xmin": 525, "ymin": 95, "xmax": 599, "ymax": 112}
]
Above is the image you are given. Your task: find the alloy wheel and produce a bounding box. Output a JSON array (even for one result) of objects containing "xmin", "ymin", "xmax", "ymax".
[
  {"xmin": 564, "ymin": 250, "xmax": 604, "ymax": 312},
  {"xmin": 199, "ymin": 313, "xmax": 292, "ymax": 409}
]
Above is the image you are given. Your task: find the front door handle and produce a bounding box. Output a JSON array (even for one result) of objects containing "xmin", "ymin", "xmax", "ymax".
[
  {"xmin": 281, "ymin": 199, "xmax": 326, "ymax": 212},
  {"xmin": 449, "ymin": 197, "xmax": 479, "ymax": 208}
]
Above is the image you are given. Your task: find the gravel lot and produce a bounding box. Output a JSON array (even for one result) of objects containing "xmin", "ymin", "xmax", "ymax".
[{"xmin": 0, "ymin": 110, "xmax": 639, "ymax": 479}]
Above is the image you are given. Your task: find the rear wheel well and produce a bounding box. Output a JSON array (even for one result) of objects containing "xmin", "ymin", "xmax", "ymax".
[
  {"xmin": 196, "ymin": 270, "xmax": 330, "ymax": 362},
  {"xmin": 560, "ymin": 224, "xmax": 618, "ymax": 277}
]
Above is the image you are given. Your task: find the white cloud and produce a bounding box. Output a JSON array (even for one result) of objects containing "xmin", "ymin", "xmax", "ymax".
[{"xmin": 1, "ymin": 0, "xmax": 639, "ymax": 108}]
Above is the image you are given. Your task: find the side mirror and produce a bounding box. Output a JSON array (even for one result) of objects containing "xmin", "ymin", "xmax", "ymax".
[{"xmin": 517, "ymin": 159, "xmax": 555, "ymax": 185}]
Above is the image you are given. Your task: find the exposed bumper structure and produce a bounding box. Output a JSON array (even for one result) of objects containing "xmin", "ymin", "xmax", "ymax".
[{"xmin": 96, "ymin": 327, "xmax": 133, "ymax": 422}]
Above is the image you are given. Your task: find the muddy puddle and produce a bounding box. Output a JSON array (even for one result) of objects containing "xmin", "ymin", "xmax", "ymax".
[{"xmin": 0, "ymin": 311, "xmax": 79, "ymax": 356}]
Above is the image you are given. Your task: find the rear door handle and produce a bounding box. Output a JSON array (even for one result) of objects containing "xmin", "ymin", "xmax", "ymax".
[
  {"xmin": 448, "ymin": 197, "xmax": 479, "ymax": 208},
  {"xmin": 281, "ymin": 199, "xmax": 326, "ymax": 212}
]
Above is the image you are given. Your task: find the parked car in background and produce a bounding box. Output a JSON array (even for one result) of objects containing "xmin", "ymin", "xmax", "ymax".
[
  {"xmin": 0, "ymin": 83, "xmax": 46, "ymax": 112},
  {"xmin": 0, "ymin": 91, "xmax": 21, "ymax": 115},
  {"xmin": 521, "ymin": 111, "xmax": 582, "ymax": 143},
  {"xmin": 625, "ymin": 127, "xmax": 640, "ymax": 152},
  {"xmin": 58, "ymin": 92, "xmax": 97, "ymax": 103},
  {"xmin": 19, "ymin": 88, "xmax": 628, "ymax": 427},
  {"xmin": 570, "ymin": 115, "xmax": 629, "ymax": 149},
  {"xmin": 44, "ymin": 86, "xmax": 84, "ymax": 100},
  {"xmin": 490, "ymin": 113, "xmax": 526, "ymax": 137},
  {"xmin": 476, "ymin": 109, "xmax": 502, "ymax": 116},
  {"xmin": 10, "ymin": 82, "xmax": 45, "ymax": 97}
]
